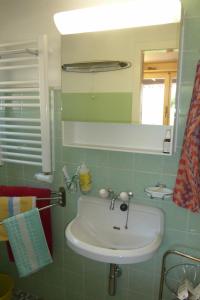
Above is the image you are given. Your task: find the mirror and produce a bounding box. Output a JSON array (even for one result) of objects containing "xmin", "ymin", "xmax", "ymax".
[
  {"xmin": 61, "ymin": 22, "xmax": 180, "ymax": 125},
  {"xmin": 141, "ymin": 49, "xmax": 178, "ymax": 126},
  {"xmin": 61, "ymin": 19, "xmax": 181, "ymax": 155}
]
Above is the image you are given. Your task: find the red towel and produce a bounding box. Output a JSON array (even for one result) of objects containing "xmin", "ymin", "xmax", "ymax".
[
  {"xmin": 0, "ymin": 186, "xmax": 53, "ymax": 261},
  {"xmin": 173, "ymin": 61, "xmax": 200, "ymax": 212}
]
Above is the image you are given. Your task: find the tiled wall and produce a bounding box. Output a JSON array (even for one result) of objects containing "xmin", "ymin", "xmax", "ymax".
[{"xmin": 1, "ymin": 1, "xmax": 200, "ymax": 299}]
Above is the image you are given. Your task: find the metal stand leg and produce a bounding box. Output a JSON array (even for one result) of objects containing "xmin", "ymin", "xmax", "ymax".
[{"xmin": 158, "ymin": 250, "xmax": 200, "ymax": 300}]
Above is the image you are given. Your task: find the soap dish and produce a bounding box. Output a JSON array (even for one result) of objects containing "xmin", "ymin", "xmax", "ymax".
[{"xmin": 145, "ymin": 186, "xmax": 173, "ymax": 199}]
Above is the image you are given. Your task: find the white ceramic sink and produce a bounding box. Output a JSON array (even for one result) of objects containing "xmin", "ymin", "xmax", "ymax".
[{"xmin": 65, "ymin": 196, "xmax": 164, "ymax": 264}]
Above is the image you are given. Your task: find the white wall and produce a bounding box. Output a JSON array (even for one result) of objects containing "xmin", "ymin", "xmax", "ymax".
[{"xmin": 0, "ymin": 0, "xmax": 128, "ymax": 87}]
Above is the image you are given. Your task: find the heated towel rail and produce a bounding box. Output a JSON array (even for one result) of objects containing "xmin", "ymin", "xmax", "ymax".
[{"xmin": 0, "ymin": 36, "xmax": 51, "ymax": 172}]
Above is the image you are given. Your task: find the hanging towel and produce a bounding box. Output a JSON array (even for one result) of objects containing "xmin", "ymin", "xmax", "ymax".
[
  {"xmin": 173, "ymin": 61, "xmax": 200, "ymax": 212},
  {"xmin": 0, "ymin": 196, "xmax": 36, "ymax": 241},
  {"xmin": 0, "ymin": 186, "xmax": 52, "ymax": 261},
  {"xmin": 3, "ymin": 208, "xmax": 53, "ymax": 277}
]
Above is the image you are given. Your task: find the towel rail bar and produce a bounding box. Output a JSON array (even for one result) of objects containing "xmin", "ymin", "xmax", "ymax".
[
  {"xmin": 0, "ymin": 187, "xmax": 66, "ymax": 225},
  {"xmin": 0, "ymin": 48, "xmax": 38, "ymax": 56},
  {"xmin": 0, "ymin": 95, "xmax": 39, "ymax": 100},
  {"xmin": 1, "ymin": 158, "xmax": 42, "ymax": 166},
  {"xmin": 0, "ymin": 131, "xmax": 41, "ymax": 137},
  {"xmin": 0, "ymin": 125, "xmax": 41, "ymax": 130},
  {"xmin": 2, "ymin": 151, "xmax": 42, "ymax": 160},
  {"xmin": 0, "ymin": 64, "xmax": 38, "ymax": 70},
  {"xmin": 0, "ymin": 57, "xmax": 38, "ymax": 64},
  {"xmin": 0, "ymin": 138, "xmax": 41, "ymax": 144},
  {"xmin": 0, "ymin": 88, "xmax": 39, "ymax": 93},
  {"xmin": 0, "ymin": 40, "xmax": 36, "ymax": 48},
  {"xmin": 1, "ymin": 145, "xmax": 42, "ymax": 152},
  {"xmin": 0, "ymin": 117, "xmax": 40, "ymax": 122},
  {"xmin": 0, "ymin": 103, "xmax": 40, "ymax": 108},
  {"xmin": 0, "ymin": 80, "xmax": 38, "ymax": 85}
]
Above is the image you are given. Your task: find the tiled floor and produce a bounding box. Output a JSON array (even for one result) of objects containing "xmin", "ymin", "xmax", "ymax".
[{"xmin": 12, "ymin": 289, "xmax": 42, "ymax": 300}]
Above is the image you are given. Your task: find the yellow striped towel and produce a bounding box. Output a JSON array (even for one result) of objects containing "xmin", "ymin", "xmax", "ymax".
[{"xmin": 0, "ymin": 196, "xmax": 36, "ymax": 241}]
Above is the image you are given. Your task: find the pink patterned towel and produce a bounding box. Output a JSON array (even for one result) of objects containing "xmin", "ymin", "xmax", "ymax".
[{"xmin": 173, "ymin": 61, "xmax": 200, "ymax": 212}]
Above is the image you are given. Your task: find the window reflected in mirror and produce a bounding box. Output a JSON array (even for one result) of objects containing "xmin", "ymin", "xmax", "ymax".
[{"xmin": 141, "ymin": 49, "xmax": 178, "ymax": 126}]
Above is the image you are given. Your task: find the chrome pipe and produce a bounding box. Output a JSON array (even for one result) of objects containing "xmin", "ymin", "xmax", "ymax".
[{"xmin": 108, "ymin": 264, "xmax": 121, "ymax": 296}]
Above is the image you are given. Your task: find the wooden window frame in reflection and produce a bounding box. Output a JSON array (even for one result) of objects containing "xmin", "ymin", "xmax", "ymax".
[{"xmin": 143, "ymin": 61, "xmax": 177, "ymax": 125}]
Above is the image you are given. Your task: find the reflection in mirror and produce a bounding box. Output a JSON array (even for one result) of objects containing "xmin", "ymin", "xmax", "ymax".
[
  {"xmin": 61, "ymin": 23, "xmax": 180, "ymax": 125},
  {"xmin": 141, "ymin": 49, "xmax": 178, "ymax": 126},
  {"xmin": 61, "ymin": 16, "xmax": 182, "ymax": 154}
]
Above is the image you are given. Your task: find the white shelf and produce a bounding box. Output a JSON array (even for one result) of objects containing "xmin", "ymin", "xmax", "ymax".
[{"xmin": 62, "ymin": 121, "xmax": 173, "ymax": 155}]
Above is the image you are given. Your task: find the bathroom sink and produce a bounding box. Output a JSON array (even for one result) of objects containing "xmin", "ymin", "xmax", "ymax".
[{"xmin": 65, "ymin": 196, "xmax": 164, "ymax": 264}]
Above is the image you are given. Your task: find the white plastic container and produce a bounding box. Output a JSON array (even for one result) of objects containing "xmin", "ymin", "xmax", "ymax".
[{"xmin": 79, "ymin": 163, "xmax": 92, "ymax": 193}]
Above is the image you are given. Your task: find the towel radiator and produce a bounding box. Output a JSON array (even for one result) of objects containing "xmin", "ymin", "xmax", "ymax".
[{"xmin": 0, "ymin": 35, "xmax": 51, "ymax": 173}]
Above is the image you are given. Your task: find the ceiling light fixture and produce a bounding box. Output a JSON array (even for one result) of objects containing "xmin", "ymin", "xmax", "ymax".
[{"xmin": 54, "ymin": 0, "xmax": 181, "ymax": 35}]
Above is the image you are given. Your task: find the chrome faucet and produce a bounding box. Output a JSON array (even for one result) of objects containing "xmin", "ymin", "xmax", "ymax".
[
  {"xmin": 119, "ymin": 192, "xmax": 133, "ymax": 229},
  {"xmin": 99, "ymin": 188, "xmax": 119, "ymax": 210},
  {"xmin": 99, "ymin": 188, "xmax": 133, "ymax": 228},
  {"xmin": 109, "ymin": 193, "xmax": 119, "ymax": 210}
]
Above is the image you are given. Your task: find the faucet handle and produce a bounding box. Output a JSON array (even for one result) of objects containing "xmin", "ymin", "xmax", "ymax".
[
  {"xmin": 119, "ymin": 191, "xmax": 133, "ymax": 202},
  {"xmin": 99, "ymin": 188, "xmax": 109, "ymax": 199},
  {"xmin": 119, "ymin": 192, "xmax": 129, "ymax": 202},
  {"xmin": 99, "ymin": 188, "xmax": 114, "ymax": 199}
]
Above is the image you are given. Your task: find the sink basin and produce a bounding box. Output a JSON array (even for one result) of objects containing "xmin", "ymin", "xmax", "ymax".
[{"xmin": 65, "ymin": 196, "xmax": 164, "ymax": 264}]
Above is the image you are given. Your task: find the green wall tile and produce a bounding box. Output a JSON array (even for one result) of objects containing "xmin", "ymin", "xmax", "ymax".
[
  {"xmin": 178, "ymin": 84, "xmax": 193, "ymax": 116},
  {"xmin": 176, "ymin": 114, "xmax": 187, "ymax": 146},
  {"xmin": 127, "ymin": 290, "xmax": 153, "ymax": 300},
  {"xmin": 163, "ymin": 154, "xmax": 179, "ymax": 175},
  {"xmin": 131, "ymin": 256, "xmax": 156, "ymax": 273},
  {"xmin": 135, "ymin": 153, "xmax": 164, "ymax": 173},
  {"xmin": 161, "ymin": 201, "xmax": 189, "ymax": 231},
  {"xmin": 3, "ymin": 2, "xmax": 200, "ymax": 300},
  {"xmin": 63, "ymin": 250, "xmax": 84, "ymax": 274},
  {"xmin": 182, "ymin": 0, "xmax": 200, "ymax": 17},
  {"xmin": 85, "ymin": 269, "xmax": 106, "ymax": 300},
  {"xmin": 85, "ymin": 149, "xmax": 109, "ymax": 167},
  {"xmin": 186, "ymin": 232, "xmax": 200, "ymax": 250},
  {"xmin": 106, "ymin": 289, "xmax": 128, "ymax": 300},
  {"xmin": 61, "ymin": 92, "xmax": 132, "ymax": 123},
  {"xmin": 64, "ymin": 270, "xmax": 84, "ymax": 294},
  {"xmin": 42, "ymin": 284, "xmax": 65, "ymax": 300},
  {"xmin": 184, "ymin": 18, "xmax": 200, "ymax": 51},
  {"xmin": 108, "ymin": 151, "xmax": 134, "ymax": 170},
  {"xmin": 129, "ymin": 268, "xmax": 154, "ymax": 296},
  {"xmin": 188, "ymin": 211, "xmax": 200, "ymax": 233},
  {"xmin": 181, "ymin": 51, "xmax": 199, "ymax": 83},
  {"xmin": 62, "ymin": 146, "xmax": 86, "ymax": 164},
  {"xmin": 107, "ymin": 169, "xmax": 134, "ymax": 193}
]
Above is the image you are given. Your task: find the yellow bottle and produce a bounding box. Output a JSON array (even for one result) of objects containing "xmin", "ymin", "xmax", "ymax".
[{"xmin": 79, "ymin": 163, "xmax": 92, "ymax": 193}]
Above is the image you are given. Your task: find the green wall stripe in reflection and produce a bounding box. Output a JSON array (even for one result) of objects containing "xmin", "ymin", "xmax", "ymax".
[{"xmin": 61, "ymin": 92, "xmax": 132, "ymax": 123}]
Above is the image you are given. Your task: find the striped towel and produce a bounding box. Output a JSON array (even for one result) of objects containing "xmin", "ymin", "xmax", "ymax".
[
  {"xmin": 173, "ymin": 61, "xmax": 200, "ymax": 212},
  {"xmin": 0, "ymin": 196, "xmax": 36, "ymax": 241},
  {"xmin": 3, "ymin": 208, "xmax": 53, "ymax": 277}
]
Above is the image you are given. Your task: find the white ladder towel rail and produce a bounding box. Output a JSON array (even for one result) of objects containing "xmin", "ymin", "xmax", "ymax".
[{"xmin": 0, "ymin": 35, "xmax": 52, "ymax": 173}]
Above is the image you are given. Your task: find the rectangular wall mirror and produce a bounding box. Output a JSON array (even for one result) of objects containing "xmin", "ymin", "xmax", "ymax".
[{"xmin": 61, "ymin": 14, "xmax": 182, "ymax": 155}]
